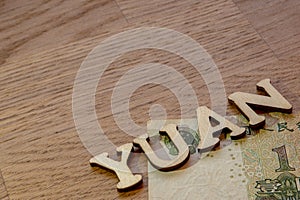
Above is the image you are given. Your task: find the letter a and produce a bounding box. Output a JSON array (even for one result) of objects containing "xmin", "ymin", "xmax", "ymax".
[
  {"xmin": 228, "ymin": 79, "xmax": 292, "ymax": 128},
  {"xmin": 89, "ymin": 143, "xmax": 142, "ymax": 191},
  {"xmin": 197, "ymin": 106, "xmax": 246, "ymax": 152},
  {"xmin": 133, "ymin": 124, "xmax": 190, "ymax": 171}
]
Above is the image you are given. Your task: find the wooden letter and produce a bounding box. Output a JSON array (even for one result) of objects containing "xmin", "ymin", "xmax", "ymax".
[
  {"xmin": 197, "ymin": 106, "xmax": 246, "ymax": 152},
  {"xmin": 228, "ymin": 79, "xmax": 292, "ymax": 128},
  {"xmin": 89, "ymin": 143, "xmax": 142, "ymax": 191},
  {"xmin": 133, "ymin": 124, "xmax": 190, "ymax": 171}
]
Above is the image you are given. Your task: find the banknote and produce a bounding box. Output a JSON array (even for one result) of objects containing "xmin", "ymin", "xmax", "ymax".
[{"xmin": 147, "ymin": 113, "xmax": 300, "ymax": 200}]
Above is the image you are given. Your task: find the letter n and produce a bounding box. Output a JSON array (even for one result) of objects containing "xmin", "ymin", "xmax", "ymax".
[{"xmin": 228, "ymin": 79, "xmax": 292, "ymax": 128}]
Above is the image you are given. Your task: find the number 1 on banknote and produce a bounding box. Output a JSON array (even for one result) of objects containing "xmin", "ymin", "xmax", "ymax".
[
  {"xmin": 272, "ymin": 145, "xmax": 295, "ymax": 172},
  {"xmin": 255, "ymin": 145, "xmax": 300, "ymax": 199}
]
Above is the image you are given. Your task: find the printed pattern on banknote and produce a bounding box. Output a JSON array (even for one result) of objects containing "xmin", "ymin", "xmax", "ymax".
[
  {"xmin": 238, "ymin": 113, "xmax": 300, "ymax": 200},
  {"xmin": 147, "ymin": 113, "xmax": 300, "ymax": 200}
]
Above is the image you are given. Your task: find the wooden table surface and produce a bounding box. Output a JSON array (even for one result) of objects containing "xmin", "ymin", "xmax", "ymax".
[{"xmin": 1, "ymin": 0, "xmax": 300, "ymax": 199}]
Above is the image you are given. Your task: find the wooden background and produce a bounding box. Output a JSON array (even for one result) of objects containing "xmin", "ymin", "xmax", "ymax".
[{"xmin": 0, "ymin": 0, "xmax": 300, "ymax": 199}]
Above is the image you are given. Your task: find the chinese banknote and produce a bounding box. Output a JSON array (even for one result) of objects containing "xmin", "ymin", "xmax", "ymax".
[{"xmin": 148, "ymin": 113, "xmax": 300, "ymax": 200}]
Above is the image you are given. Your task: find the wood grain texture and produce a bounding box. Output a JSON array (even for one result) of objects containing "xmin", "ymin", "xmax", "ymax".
[
  {"xmin": 0, "ymin": 169, "xmax": 9, "ymax": 200},
  {"xmin": 233, "ymin": 0, "xmax": 300, "ymax": 61},
  {"xmin": 0, "ymin": 0, "xmax": 300, "ymax": 199},
  {"xmin": 0, "ymin": 0, "xmax": 128, "ymax": 65},
  {"xmin": 114, "ymin": 0, "xmax": 300, "ymax": 110}
]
